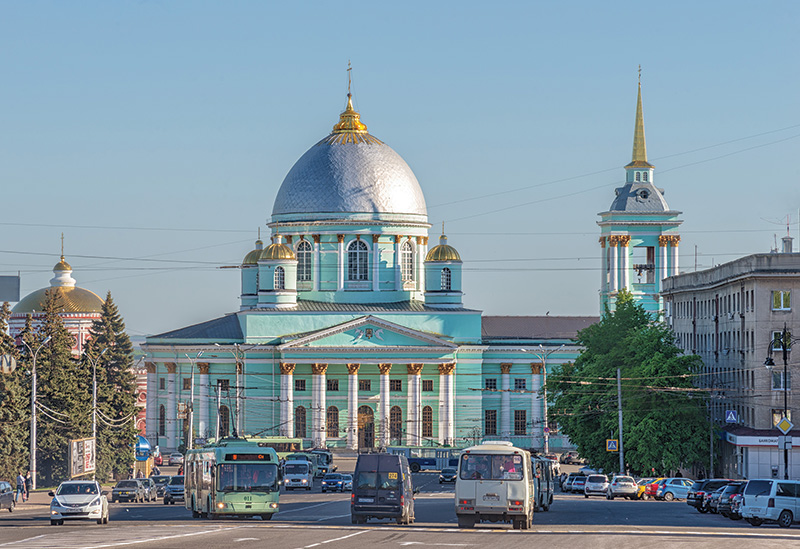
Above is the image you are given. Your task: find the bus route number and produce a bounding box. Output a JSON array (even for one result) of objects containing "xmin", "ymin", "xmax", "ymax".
[{"xmin": 388, "ymin": 472, "xmax": 397, "ymax": 479}]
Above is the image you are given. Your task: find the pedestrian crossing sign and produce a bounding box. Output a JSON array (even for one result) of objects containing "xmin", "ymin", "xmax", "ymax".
[
  {"xmin": 725, "ymin": 410, "xmax": 738, "ymax": 423},
  {"xmin": 606, "ymin": 439, "xmax": 618, "ymax": 452}
]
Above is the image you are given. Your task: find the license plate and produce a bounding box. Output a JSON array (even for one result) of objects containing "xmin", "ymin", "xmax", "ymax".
[{"xmin": 359, "ymin": 497, "xmax": 374, "ymax": 503}]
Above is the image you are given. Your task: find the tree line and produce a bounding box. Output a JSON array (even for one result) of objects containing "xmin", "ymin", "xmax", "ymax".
[{"xmin": 0, "ymin": 291, "xmax": 137, "ymax": 486}]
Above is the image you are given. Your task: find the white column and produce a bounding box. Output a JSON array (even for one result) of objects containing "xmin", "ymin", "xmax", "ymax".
[
  {"xmin": 621, "ymin": 237, "xmax": 630, "ymax": 290},
  {"xmin": 609, "ymin": 241, "xmax": 618, "ymax": 292},
  {"xmin": 439, "ymin": 364, "xmax": 455, "ymax": 445},
  {"xmin": 313, "ymin": 236, "xmax": 320, "ymax": 291},
  {"xmin": 198, "ymin": 363, "xmax": 209, "ymax": 439},
  {"xmin": 372, "ymin": 236, "xmax": 380, "ymax": 292},
  {"xmin": 280, "ymin": 363, "xmax": 295, "ymax": 437},
  {"xmin": 394, "ymin": 236, "xmax": 401, "ymax": 290},
  {"xmin": 407, "ymin": 364, "xmax": 422, "ymax": 446},
  {"xmin": 659, "ymin": 240, "xmax": 668, "ymax": 284},
  {"xmin": 671, "ymin": 237, "xmax": 680, "ymax": 276},
  {"xmin": 347, "ymin": 364, "xmax": 359, "ymax": 450},
  {"xmin": 379, "ymin": 364, "xmax": 391, "ymax": 448},
  {"xmin": 600, "ymin": 238, "xmax": 607, "ymax": 294},
  {"xmin": 531, "ymin": 364, "xmax": 543, "ymax": 450},
  {"xmin": 500, "ymin": 365, "xmax": 511, "ymax": 438},
  {"xmin": 312, "ymin": 364, "xmax": 327, "ymax": 447},
  {"xmin": 166, "ymin": 364, "xmax": 177, "ymax": 450},
  {"xmin": 416, "ymin": 237, "xmax": 425, "ymax": 292},
  {"xmin": 337, "ymin": 236, "xmax": 345, "ymax": 291},
  {"xmin": 145, "ymin": 363, "xmax": 157, "ymax": 443},
  {"xmin": 235, "ymin": 360, "xmax": 243, "ymax": 437}
]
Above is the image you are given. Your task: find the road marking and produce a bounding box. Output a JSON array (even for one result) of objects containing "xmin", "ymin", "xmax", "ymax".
[
  {"xmin": 294, "ymin": 530, "xmax": 367, "ymax": 549},
  {"xmin": 315, "ymin": 514, "xmax": 351, "ymax": 522},
  {"xmin": 399, "ymin": 543, "xmax": 475, "ymax": 547},
  {"xmin": 234, "ymin": 539, "xmax": 260, "ymax": 542},
  {"xmin": 0, "ymin": 526, "xmax": 243, "ymax": 548},
  {"xmin": 280, "ymin": 501, "xmax": 344, "ymax": 514}
]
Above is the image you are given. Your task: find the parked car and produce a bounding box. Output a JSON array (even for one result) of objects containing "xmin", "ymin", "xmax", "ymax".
[
  {"xmin": 686, "ymin": 479, "xmax": 732, "ymax": 513},
  {"xmin": 607, "ymin": 475, "xmax": 638, "ymax": 500},
  {"xmin": 48, "ymin": 480, "xmax": 109, "ymax": 525},
  {"xmin": 0, "ymin": 481, "xmax": 15, "ymax": 512},
  {"xmin": 563, "ymin": 472, "xmax": 581, "ymax": 492},
  {"xmin": 151, "ymin": 475, "xmax": 171, "ymax": 498},
  {"xmin": 560, "ymin": 451, "xmax": 581, "ymax": 464},
  {"xmin": 571, "ymin": 476, "xmax": 587, "ymax": 494},
  {"xmin": 655, "ymin": 477, "xmax": 694, "ymax": 501},
  {"xmin": 717, "ymin": 482, "xmax": 745, "ymax": 519},
  {"xmin": 635, "ymin": 478, "xmax": 654, "ymax": 500},
  {"xmin": 741, "ymin": 478, "xmax": 800, "ymax": 527},
  {"xmin": 730, "ymin": 492, "xmax": 744, "ymax": 519},
  {"xmin": 321, "ymin": 473, "xmax": 344, "ymax": 493},
  {"xmin": 163, "ymin": 475, "xmax": 185, "ymax": 505},
  {"xmin": 439, "ymin": 468, "xmax": 457, "ymax": 484},
  {"xmin": 342, "ymin": 474, "xmax": 353, "ymax": 491},
  {"xmin": 584, "ymin": 474, "xmax": 609, "ymax": 498},
  {"xmin": 168, "ymin": 453, "xmax": 184, "ymax": 466},
  {"xmin": 111, "ymin": 479, "xmax": 145, "ymax": 503},
  {"xmin": 643, "ymin": 478, "xmax": 665, "ymax": 500},
  {"xmin": 707, "ymin": 486, "xmax": 726, "ymax": 513},
  {"xmin": 139, "ymin": 477, "xmax": 158, "ymax": 502}
]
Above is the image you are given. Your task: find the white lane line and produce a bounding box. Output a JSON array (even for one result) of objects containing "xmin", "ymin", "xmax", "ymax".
[
  {"xmin": 0, "ymin": 534, "xmax": 46, "ymax": 547},
  {"xmin": 315, "ymin": 514, "xmax": 352, "ymax": 522},
  {"xmin": 280, "ymin": 501, "xmax": 345, "ymax": 514},
  {"xmin": 399, "ymin": 543, "xmax": 475, "ymax": 547},
  {"xmin": 234, "ymin": 539, "xmax": 260, "ymax": 542},
  {"xmin": 294, "ymin": 530, "xmax": 367, "ymax": 549}
]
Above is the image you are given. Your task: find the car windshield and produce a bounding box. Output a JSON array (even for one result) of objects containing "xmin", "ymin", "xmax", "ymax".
[
  {"xmin": 588, "ymin": 475, "xmax": 607, "ymax": 483},
  {"xmin": 442, "ymin": 469, "xmax": 456, "ymax": 474},
  {"xmin": 152, "ymin": 476, "xmax": 170, "ymax": 485},
  {"xmin": 459, "ymin": 453, "xmax": 524, "ymax": 481},
  {"xmin": 217, "ymin": 463, "xmax": 278, "ymax": 493},
  {"xmin": 343, "ymin": 475, "xmax": 352, "ymax": 480},
  {"xmin": 324, "ymin": 474, "xmax": 342, "ymax": 480},
  {"xmin": 285, "ymin": 464, "xmax": 308, "ymax": 474},
  {"xmin": 357, "ymin": 471, "xmax": 401, "ymax": 491},
  {"xmin": 169, "ymin": 476, "xmax": 184, "ymax": 486},
  {"xmin": 116, "ymin": 480, "xmax": 138, "ymax": 488},
  {"xmin": 58, "ymin": 483, "xmax": 98, "ymax": 495}
]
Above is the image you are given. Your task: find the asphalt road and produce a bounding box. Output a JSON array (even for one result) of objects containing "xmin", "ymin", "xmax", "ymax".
[{"xmin": 3, "ymin": 474, "xmax": 800, "ymax": 548}]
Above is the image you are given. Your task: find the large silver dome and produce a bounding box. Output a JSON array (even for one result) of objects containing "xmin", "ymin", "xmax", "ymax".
[{"xmin": 271, "ymin": 96, "xmax": 427, "ymax": 219}]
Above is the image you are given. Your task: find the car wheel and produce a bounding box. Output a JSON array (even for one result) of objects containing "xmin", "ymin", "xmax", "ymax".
[
  {"xmin": 747, "ymin": 517, "xmax": 763, "ymax": 527},
  {"xmin": 410, "ymin": 463, "xmax": 421, "ymax": 473},
  {"xmin": 163, "ymin": 498, "xmax": 169, "ymax": 505},
  {"xmin": 778, "ymin": 509, "xmax": 793, "ymax": 528},
  {"xmin": 261, "ymin": 513, "xmax": 273, "ymax": 521},
  {"xmin": 51, "ymin": 520, "xmax": 58, "ymax": 526},
  {"xmin": 698, "ymin": 505, "xmax": 708, "ymax": 513},
  {"xmin": 8, "ymin": 501, "xmax": 14, "ymax": 513},
  {"xmin": 584, "ymin": 494, "xmax": 588, "ymax": 498},
  {"xmin": 111, "ymin": 497, "xmax": 116, "ymax": 503},
  {"xmin": 97, "ymin": 518, "xmax": 104, "ymax": 524},
  {"xmin": 104, "ymin": 513, "xmax": 109, "ymax": 524},
  {"xmin": 663, "ymin": 492, "xmax": 675, "ymax": 502}
]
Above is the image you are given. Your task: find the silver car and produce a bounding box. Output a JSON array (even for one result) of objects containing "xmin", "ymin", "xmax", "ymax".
[
  {"xmin": 584, "ymin": 474, "xmax": 609, "ymax": 498},
  {"xmin": 49, "ymin": 480, "xmax": 109, "ymax": 526},
  {"xmin": 607, "ymin": 475, "xmax": 638, "ymax": 499}
]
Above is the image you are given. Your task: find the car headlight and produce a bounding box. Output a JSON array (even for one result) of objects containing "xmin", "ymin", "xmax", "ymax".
[
  {"xmin": 90, "ymin": 497, "xmax": 102, "ymax": 507},
  {"xmin": 301, "ymin": 479, "xmax": 307, "ymax": 483}
]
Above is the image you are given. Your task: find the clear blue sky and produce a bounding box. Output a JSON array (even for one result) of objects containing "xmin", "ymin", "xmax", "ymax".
[{"xmin": 1, "ymin": 1, "xmax": 798, "ymax": 337}]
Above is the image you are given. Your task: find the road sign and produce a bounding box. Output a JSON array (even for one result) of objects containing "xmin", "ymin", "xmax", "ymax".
[
  {"xmin": 776, "ymin": 417, "xmax": 794, "ymax": 435},
  {"xmin": 0, "ymin": 355, "xmax": 16, "ymax": 374},
  {"xmin": 543, "ymin": 427, "xmax": 550, "ymax": 433},
  {"xmin": 725, "ymin": 410, "xmax": 738, "ymax": 423},
  {"xmin": 780, "ymin": 435, "xmax": 793, "ymax": 450},
  {"xmin": 606, "ymin": 439, "xmax": 619, "ymax": 452}
]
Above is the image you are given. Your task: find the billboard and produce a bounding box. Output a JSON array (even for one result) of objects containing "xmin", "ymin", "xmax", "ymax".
[
  {"xmin": 70, "ymin": 437, "xmax": 96, "ymax": 478},
  {"xmin": 0, "ymin": 276, "xmax": 20, "ymax": 302}
]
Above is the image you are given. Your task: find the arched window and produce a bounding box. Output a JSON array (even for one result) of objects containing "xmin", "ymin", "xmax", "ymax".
[
  {"xmin": 295, "ymin": 406, "xmax": 307, "ymax": 438},
  {"xmin": 441, "ymin": 268, "xmax": 452, "ymax": 291},
  {"xmin": 635, "ymin": 172, "xmax": 641, "ymax": 182},
  {"xmin": 326, "ymin": 406, "xmax": 339, "ymax": 438},
  {"xmin": 297, "ymin": 240, "xmax": 312, "ymax": 282},
  {"xmin": 158, "ymin": 405, "xmax": 166, "ymax": 436},
  {"xmin": 642, "ymin": 172, "xmax": 648, "ymax": 182},
  {"xmin": 347, "ymin": 240, "xmax": 369, "ymax": 281},
  {"xmin": 422, "ymin": 406, "xmax": 433, "ymax": 438},
  {"xmin": 219, "ymin": 405, "xmax": 230, "ymax": 438},
  {"xmin": 390, "ymin": 406, "xmax": 403, "ymax": 442},
  {"xmin": 274, "ymin": 266, "xmax": 285, "ymax": 290},
  {"xmin": 401, "ymin": 241, "xmax": 414, "ymax": 282}
]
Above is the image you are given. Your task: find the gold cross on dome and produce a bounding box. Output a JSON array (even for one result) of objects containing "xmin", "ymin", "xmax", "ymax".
[{"xmin": 347, "ymin": 60, "xmax": 352, "ymax": 95}]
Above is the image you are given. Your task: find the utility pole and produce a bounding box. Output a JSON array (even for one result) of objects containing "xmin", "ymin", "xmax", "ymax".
[
  {"xmin": 90, "ymin": 348, "xmax": 107, "ymax": 480},
  {"xmin": 617, "ymin": 368, "xmax": 624, "ymax": 473},
  {"xmin": 22, "ymin": 335, "xmax": 51, "ymax": 491}
]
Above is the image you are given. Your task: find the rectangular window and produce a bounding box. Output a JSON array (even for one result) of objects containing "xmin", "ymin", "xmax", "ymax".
[
  {"xmin": 295, "ymin": 379, "xmax": 306, "ymax": 392},
  {"xmin": 773, "ymin": 409, "xmax": 793, "ymax": 425},
  {"xmin": 772, "ymin": 331, "xmax": 793, "ymax": 351},
  {"xmin": 484, "ymin": 410, "xmax": 497, "ymax": 436},
  {"xmin": 159, "ymin": 378, "xmax": 165, "ymax": 390},
  {"xmin": 514, "ymin": 410, "xmax": 527, "ymax": 436},
  {"xmin": 485, "ymin": 378, "xmax": 497, "ymax": 391},
  {"xmin": 390, "ymin": 379, "xmax": 402, "ymax": 392},
  {"xmin": 773, "ymin": 291, "xmax": 791, "ymax": 311},
  {"xmin": 422, "ymin": 379, "xmax": 434, "ymax": 392},
  {"xmin": 326, "ymin": 379, "xmax": 339, "ymax": 392},
  {"xmin": 514, "ymin": 378, "xmax": 527, "ymax": 391},
  {"xmin": 359, "ymin": 379, "xmax": 371, "ymax": 391},
  {"xmin": 183, "ymin": 378, "xmax": 191, "ymax": 391},
  {"xmin": 772, "ymin": 371, "xmax": 792, "ymax": 391},
  {"xmin": 217, "ymin": 379, "xmax": 230, "ymax": 391}
]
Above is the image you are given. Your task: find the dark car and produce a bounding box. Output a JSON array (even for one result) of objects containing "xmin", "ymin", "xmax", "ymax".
[
  {"xmin": 716, "ymin": 482, "xmax": 745, "ymax": 519},
  {"xmin": 0, "ymin": 481, "xmax": 15, "ymax": 512},
  {"xmin": 351, "ymin": 453, "xmax": 417, "ymax": 525},
  {"xmin": 164, "ymin": 475, "xmax": 185, "ymax": 505},
  {"xmin": 686, "ymin": 479, "xmax": 731, "ymax": 513},
  {"xmin": 707, "ymin": 486, "xmax": 726, "ymax": 514},
  {"xmin": 111, "ymin": 479, "xmax": 145, "ymax": 503},
  {"xmin": 321, "ymin": 473, "xmax": 344, "ymax": 493},
  {"xmin": 151, "ymin": 475, "xmax": 171, "ymax": 498},
  {"xmin": 560, "ymin": 451, "xmax": 582, "ymax": 465},
  {"xmin": 439, "ymin": 468, "xmax": 457, "ymax": 484}
]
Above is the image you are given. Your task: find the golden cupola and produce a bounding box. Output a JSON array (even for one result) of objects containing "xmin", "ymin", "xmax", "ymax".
[
  {"xmin": 243, "ymin": 238, "xmax": 264, "ymax": 265},
  {"xmin": 426, "ymin": 234, "xmax": 462, "ymax": 262},
  {"xmin": 260, "ymin": 235, "xmax": 296, "ymax": 261}
]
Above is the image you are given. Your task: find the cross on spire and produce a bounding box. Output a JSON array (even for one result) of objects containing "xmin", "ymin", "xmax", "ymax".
[
  {"xmin": 347, "ymin": 60, "xmax": 352, "ymax": 96},
  {"xmin": 60, "ymin": 232, "xmax": 65, "ymax": 258}
]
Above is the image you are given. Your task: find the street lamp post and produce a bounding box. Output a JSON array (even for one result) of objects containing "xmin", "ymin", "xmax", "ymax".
[
  {"xmin": 214, "ymin": 343, "xmax": 263, "ymax": 438},
  {"xmin": 89, "ymin": 348, "xmax": 108, "ymax": 479},
  {"xmin": 20, "ymin": 335, "xmax": 51, "ymax": 491},
  {"xmin": 520, "ymin": 344, "xmax": 564, "ymax": 455},
  {"xmin": 766, "ymin": 323, "xmax": 793, "ymax": 480},
  {"xmin": 184, "ymin": 351, "xmax": 204, "ymax": 451}
]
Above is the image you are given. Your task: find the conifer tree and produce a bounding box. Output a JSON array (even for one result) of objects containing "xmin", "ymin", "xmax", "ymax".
[
  {"xmin": 0, "ymin": 303, "xmax": 29, "ymax": 479},
  {"xmin": 84, "ymin": 292, "xmax": 137, "ymax": 481}
]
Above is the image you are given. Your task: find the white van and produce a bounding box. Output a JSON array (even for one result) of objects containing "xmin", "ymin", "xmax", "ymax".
[
  {"xmin": 283, "ymin": 459, "xmax": 314, "ymax": 491},
  {"xmin": 454, "ymin": 441, "xmax": 534, "ymax": 530},
  {"xmin": 741, "ymin": 479, "xmax": 800, "ymax": 527}
]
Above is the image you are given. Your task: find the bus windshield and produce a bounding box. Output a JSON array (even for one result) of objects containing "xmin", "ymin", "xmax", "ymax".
[
  {"xmin": 217, "ymin": 463, "xmax": 279, "ymax": 493},
  {"xmin": 459, "ymin": 453, "xmax": 524, "ymax": 481},
  {"xmin": 284, "ymin": 463, "xmax": 309, "ymax": 475}
]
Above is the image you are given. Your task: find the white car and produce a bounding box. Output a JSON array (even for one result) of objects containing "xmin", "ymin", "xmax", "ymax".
[
  {"xmin": 607, "ymin": 476, "xmax": 638, "ymax": 499},
  {"xmin": 49, "ymin": 480, "xmax": 109, "ymax": 526},
  {"xmin": 584, "ymin": 474, "xmax": 609, "ymax": 498}
]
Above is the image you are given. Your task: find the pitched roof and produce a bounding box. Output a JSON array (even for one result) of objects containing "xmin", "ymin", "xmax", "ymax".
[
  {"xmin": 150, "ymin": 314, "xmax": 243, "ymax": 340},
  {"xmin": 481, "ymin": 316, "xmax": 599, "ymax": 341}
]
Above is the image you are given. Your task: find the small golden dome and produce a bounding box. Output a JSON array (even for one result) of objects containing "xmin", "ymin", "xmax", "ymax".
[
  {"xmin": 54, "ymin": 256, "xmax": 72, "ymax": 272},
  {"xmin": 260, "ymin": 235, "xmax": 296, "ymax": 261},
  {"xmin": 333, "ymin": 94, "xmax": 368, "ymax": 134},
  {"xmin": 243, "ymin": 239, "xmax": 264, "ymax": 265},
  {"xmin": 426, "ymin": 235, "xmax": 461, "ymax": 262}
]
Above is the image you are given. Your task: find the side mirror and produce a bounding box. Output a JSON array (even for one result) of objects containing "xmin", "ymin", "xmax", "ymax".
[
  {"xmin": 413, "ymin": 487, "xmax": 420, "ymax": 495},
  {"xmin": 48, "ymin": 491, "xmax": 55, "ymax": 497},
  {"xmin": 101, "ymin": 491, "xmax": 109, "ymax": 496},
  {"xmin": 333, "ymin": 466, "xmax": 338, "ymax": 472}
]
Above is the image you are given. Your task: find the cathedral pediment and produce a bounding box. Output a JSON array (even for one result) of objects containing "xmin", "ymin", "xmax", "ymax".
[{"xmin": 277, "ymin": 315, "xmax": 457, "ymax": 350}]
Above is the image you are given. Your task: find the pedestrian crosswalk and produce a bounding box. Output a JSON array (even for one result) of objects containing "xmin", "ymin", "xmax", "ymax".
[{"xmin": 0, "ymin": 525, "xmax": 242, "ymax": 549}]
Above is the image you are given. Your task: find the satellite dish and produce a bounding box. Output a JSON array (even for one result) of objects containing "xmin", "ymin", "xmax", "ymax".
[{"xmin": 0, "ymin": 355, "xmax": 17, "ymax": 374}]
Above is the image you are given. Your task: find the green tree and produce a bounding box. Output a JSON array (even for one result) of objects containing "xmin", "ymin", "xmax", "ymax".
[
  {"xmin": 549, "ymin": 290, "xmax": 708, "ymax": 476},
  {"xmin": 0, "ymin": 303, "xmax": 29, "ymax": 480},
  {"xmin": 83, "ymin": 292, "xmax": 137, "ymax": 481}
]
